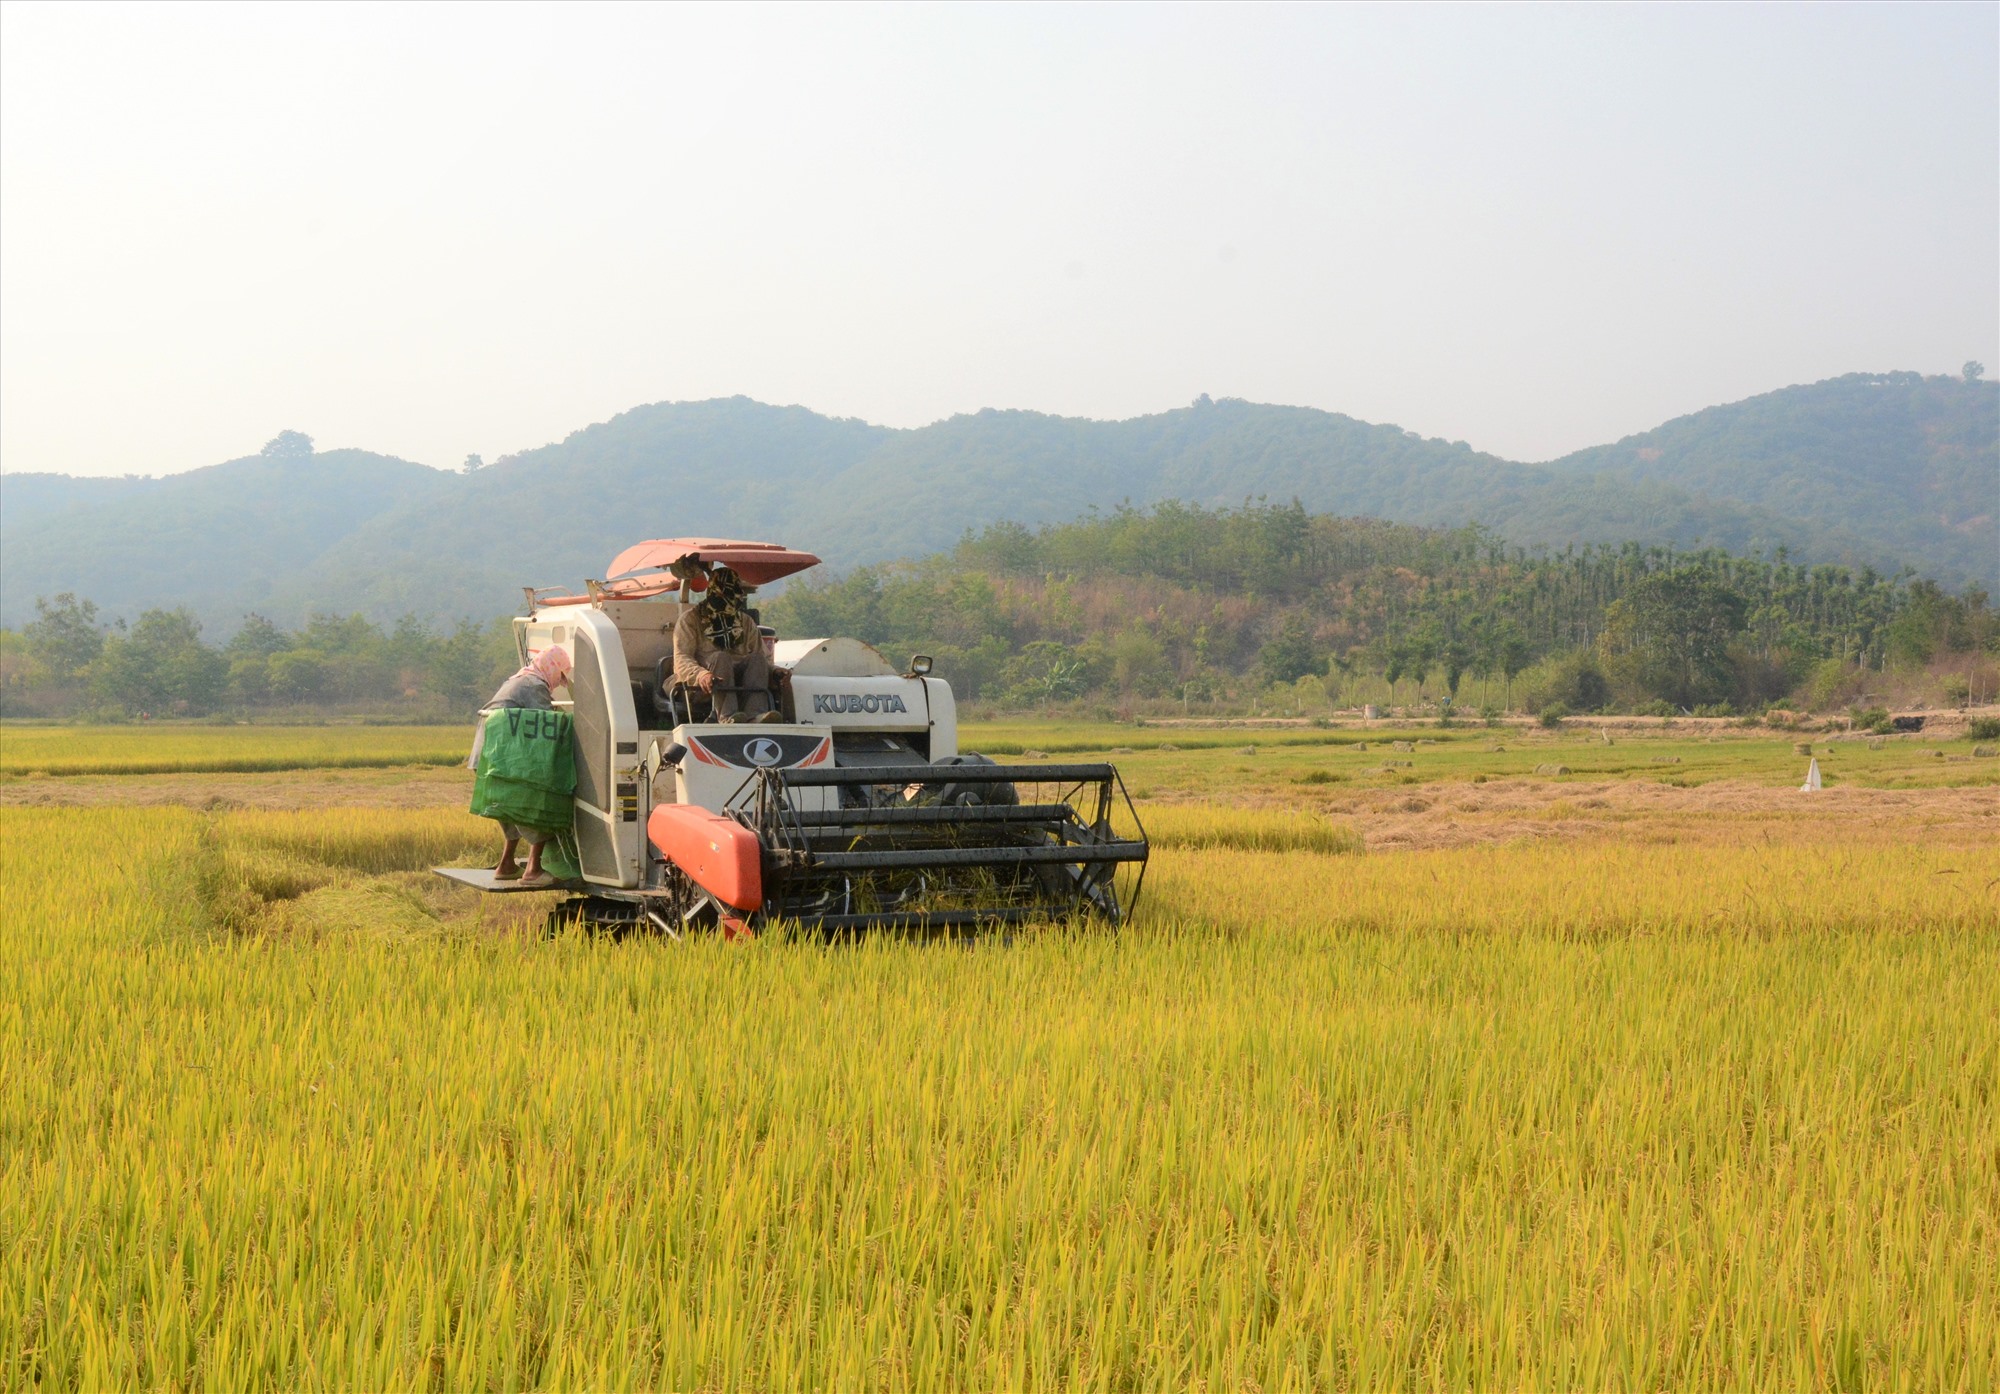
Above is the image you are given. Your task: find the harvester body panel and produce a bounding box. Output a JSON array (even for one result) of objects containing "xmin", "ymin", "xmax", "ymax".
[
  {"xmin": 646, "ymin": 804, "xmax": 763, "ymax": 911},
  {"xmin": 517, "ymin": 604, "xmax": 645, "ymax": 888}
]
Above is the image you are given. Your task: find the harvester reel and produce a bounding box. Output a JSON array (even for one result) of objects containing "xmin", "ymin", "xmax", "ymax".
[{"xmin": 739, "ymin": 759, "xmax": 1149, "ymax": 934}]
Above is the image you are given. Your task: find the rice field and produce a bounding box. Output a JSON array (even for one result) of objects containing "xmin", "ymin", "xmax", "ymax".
[
  {"xmin": 5, "ymin": 714, "xmax": 1993, "ymax": 790},
  {"xmin": 0, "ymin": 723, "xmax": 469, "ymax": 776},
  {"xmin": 2, "ymin": 726, "xmax": 1996, "ymax": 1389}
]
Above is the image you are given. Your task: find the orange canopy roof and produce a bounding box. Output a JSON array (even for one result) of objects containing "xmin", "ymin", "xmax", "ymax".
[{"xmin": 601, "ymin": 538, "xmax": 822, "ymax": 593}]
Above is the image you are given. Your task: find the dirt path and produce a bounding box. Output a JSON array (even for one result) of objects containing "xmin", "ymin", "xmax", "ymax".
[{"xmin": 1215, "ymin": 778, "xmax": 1998, "ymax": 850}]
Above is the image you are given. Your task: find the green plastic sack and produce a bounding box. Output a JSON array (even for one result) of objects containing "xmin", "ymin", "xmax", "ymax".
[
  {"xmin": 540, "ymin": 831, "xmax": 582, "ymax": 882},
  {"xmin": 471, "ymin": 708, "xmax": 576, "ymax": 832}
]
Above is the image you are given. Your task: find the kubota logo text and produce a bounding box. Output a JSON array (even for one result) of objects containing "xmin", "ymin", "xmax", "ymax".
[{"xmin": 813, "ymin": 693, "xmax": 909, "ymax": 714}]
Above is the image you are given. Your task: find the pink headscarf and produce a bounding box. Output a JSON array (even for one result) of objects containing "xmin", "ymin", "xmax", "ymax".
[{"xmin": 524, "ymin": 645, "xmax": 572, "ymax": 690}]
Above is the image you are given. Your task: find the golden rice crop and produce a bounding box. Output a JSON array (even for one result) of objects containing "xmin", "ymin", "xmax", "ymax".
[
  {"xmin": 0, "ymin": 724, "xmax": 467, "ymax": 776},
  {"xmin": 222, "ymin": 805, "xmax": 496, "ymax": 874},
  {"xmin": 1136, "ymin": 800, "xmax": 1361, "ymax": 855},
  {"xmin": 2, "ymin": 781, "xmax": 1996, "ymax": 1389},
  {"xmin": 1153, "ymin": 832, "xmax": 2000, "ymax": 939},
  {"xmin": 189, "ymin": 807, "xmax": 502, "ymax": 935}
]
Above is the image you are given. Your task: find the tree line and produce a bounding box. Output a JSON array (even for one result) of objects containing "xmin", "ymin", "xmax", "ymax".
[
  {"xmin": 765, "ymin": 502, "xmax": 1996, "ymax": 714},
  {"xmin": 4, "ymin": 501, "xmax": 1993, "ymax": 720},
  {"xmin": 1, "ymin": 598, "xmax": 518, "ymax": 720}
]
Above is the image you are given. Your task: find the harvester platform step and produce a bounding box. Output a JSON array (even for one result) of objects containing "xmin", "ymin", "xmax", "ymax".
[{"xmin": 432, "ymin": 867, "xmax": 583, "ymax": 893}]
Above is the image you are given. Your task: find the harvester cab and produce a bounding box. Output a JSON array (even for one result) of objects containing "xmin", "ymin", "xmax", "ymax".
[{"xmin": 437, "ymin": 538, "xmax": 1148, "ymax": 935}]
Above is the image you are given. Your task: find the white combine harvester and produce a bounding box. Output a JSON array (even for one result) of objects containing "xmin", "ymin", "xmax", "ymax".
[{"xmin": 437, "ymin": 538, "xmax": 1148, "ymax": 935}]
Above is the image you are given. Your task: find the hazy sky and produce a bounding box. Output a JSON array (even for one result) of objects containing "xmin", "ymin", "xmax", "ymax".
[{"xmin": 2, "ymin": 2, "xmax": 1994, "ymax": 478}]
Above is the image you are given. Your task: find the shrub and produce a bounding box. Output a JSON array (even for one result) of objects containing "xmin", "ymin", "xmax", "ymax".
[
  {"xmin": 1539, "ymin": 704, "xmax": 1569, "ymax": 729},
  {"xmin": 1521, "ymin": 652, "xmax": 1611, "ymax": 714},
  {"xmin": 1802, "ymin": 658, "xmax": 1870, "ymax": 713},
  {"xmin": 1852, "ymin": 707, "xmax": 1892, "ymax": 734},
  {"xmin": 1968, "ymin": 716, "xmax": 2000, "ymax": 742}
]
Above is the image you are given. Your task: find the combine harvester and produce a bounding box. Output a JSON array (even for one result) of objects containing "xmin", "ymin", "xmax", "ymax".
[{"xmin": 437, "ymin": 538, "xmax": 1149, "ymax": 934}]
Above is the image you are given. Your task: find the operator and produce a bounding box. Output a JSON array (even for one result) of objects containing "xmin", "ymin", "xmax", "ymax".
[{"xmin": 671, "ymin": 563, "xmax": 783, "ymax": 723}]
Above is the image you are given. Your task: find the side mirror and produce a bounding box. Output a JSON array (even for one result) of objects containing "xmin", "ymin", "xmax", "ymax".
[
  {"xmin": 906, "ymin": 654, "xmax": 934, "ymax": 677},
  {"xmin": 646, "ymin": 740, "xmax": 686, "ymax": 792}
]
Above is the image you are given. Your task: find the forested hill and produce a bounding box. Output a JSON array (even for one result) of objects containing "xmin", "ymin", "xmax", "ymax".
[
  {"xmin": 10, "ymin": 501, "xmax": 1988, "ymax": 721},
  {"xmin": 0, "ymin": 445, "xmax": 452, "ymax": 627},
  {"xmin": 1547, "ymin": 372, "xmax": 1995, "ymax": 586},
  {"xmin": 1, "ymin": 371, "xmax": 1991, "ymax": 629},
  {"xmin": 763, "ymin": 502, "xmax": 1994, "ymax": 714}
]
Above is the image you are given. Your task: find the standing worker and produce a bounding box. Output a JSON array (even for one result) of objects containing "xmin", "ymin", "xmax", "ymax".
[
  {"xmin": 672, "ymin": 563, "xmax": 781, "ymax": 722},
  {"xmin": 469, "ymin": 645, "xmax": 574, "ymax": 886}
]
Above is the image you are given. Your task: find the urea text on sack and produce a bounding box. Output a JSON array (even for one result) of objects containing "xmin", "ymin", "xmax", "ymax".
[{"xmin": 506, "ymin": 709, "xmax": 568, "ymax": 741}]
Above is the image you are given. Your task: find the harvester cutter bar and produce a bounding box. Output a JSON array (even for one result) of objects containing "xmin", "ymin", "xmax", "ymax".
[
  {"xmin": 804, "ymin": 908, "xmax": 1046, "ymax": 933},
  {"xmin": 745, "ymin": 758, "xmax": 1150, "ymax": 930}
]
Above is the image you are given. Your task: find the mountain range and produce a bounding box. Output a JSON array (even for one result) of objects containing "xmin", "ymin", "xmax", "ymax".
[{"xmin": 1, "ymin": 370, "xmax": 1992, "ymax": 631}]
